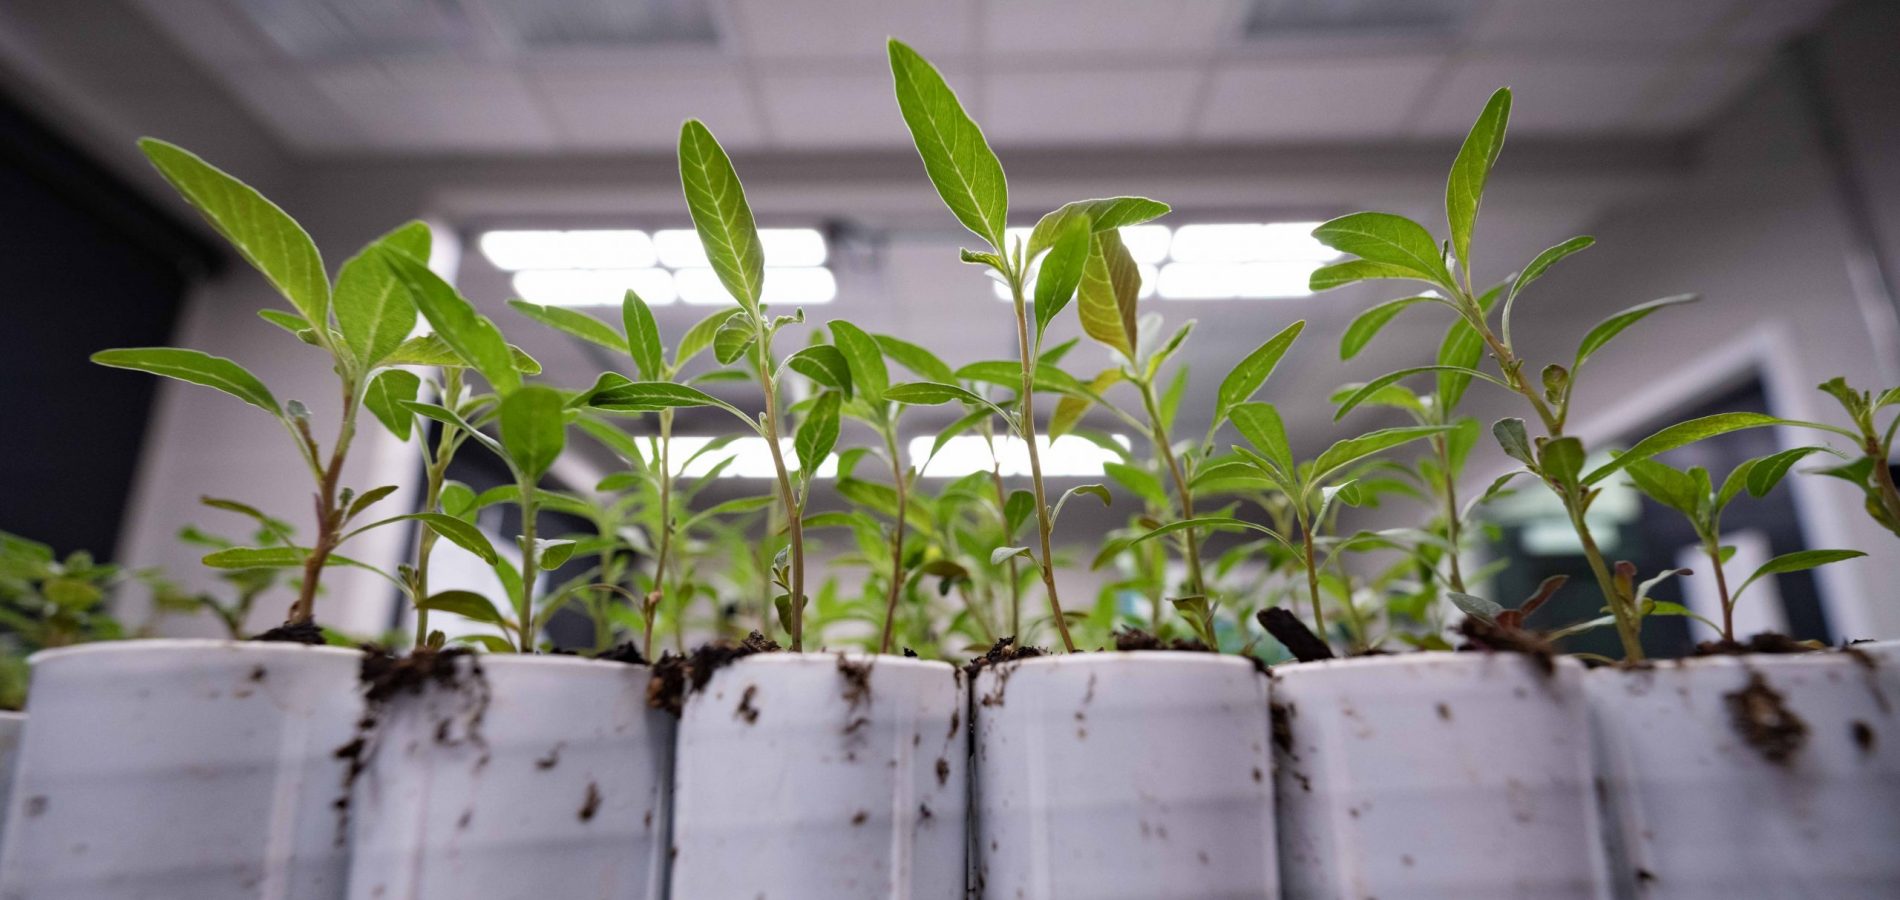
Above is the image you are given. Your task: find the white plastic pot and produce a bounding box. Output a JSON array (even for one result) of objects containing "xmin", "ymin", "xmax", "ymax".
[
  {"xmin": 1587, "ymin": 653, "xmax": 1900, "ymax": 898},
  {"xmin": 668, "ymin": 653, "xmax": 965, "ymax": 899},
  {"xmin": 1273, "ymin": 653, "xmax": 1608, "ymax": 900},
  {"xmin": 0, "ymin": 713, "xmax": 24, "ymax": 848},
  {"xmin": 0, "ymin": 640, "xmax": 362, "ymax": 900},
  {"xmin": 971, "ymin": 652, "xmax": 1275, "ymax": 900},
  {"xmin": 346, "ymin": 653, "xmax": 671, "ymax": 900}
]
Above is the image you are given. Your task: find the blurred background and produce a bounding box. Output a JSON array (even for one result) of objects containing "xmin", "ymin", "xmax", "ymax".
[{"xmin": 1, "ymin": 0, "xmax": 1896, "ymax": 654}]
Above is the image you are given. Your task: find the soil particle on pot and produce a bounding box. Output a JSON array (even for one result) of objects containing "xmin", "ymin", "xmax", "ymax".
[
  {"xmin": 1694, "ymin": 632, "xmax": 1817, "ymax": 656},
  {"xmin": 1112, "ymin": 629, "xmax": 1211, "ymax": 653},
  {"xmin": 1251, "ymin": 767, "xmax": 1263, "ymax": 783},
  {"xmin": 23, "ymin": 796, "xmax": 45, "ymax": 818},
  {"xmin": 251, "ymin": 619, "xmax": 326, "ymax": 645},
  {"xmin": 963, "ymin": 635, "xmax": 1045, "ymax": 676},
  {"xmin": 248, "ymin": 665, "xmax": 268, "ymax": 683},
  {"xmin": 903, "ymin": 647, "xmax": 918, "ymax": 658},
  {"xmin": 936, "ymin": 757, "xmax": 950, "ymax": 786},
  {"xmin": 1852, "ymin": 720, "xmax": 1876, "ymax": 754},
  {"xmin": 338, "ymin": 647, "xmax": 489, "ymax": 841},
  {"xmin": 578, "ymin": 782, "xmax": 601, "ymax": 822},
  {"xmin": 535, "ymin": 742, "xmax": 564, "ymax": 770},
  {"xmin": 646, "ymin": 630, "xmax": 781, "ymax": 715},
  {"xmin": 837, "ymin": 655, "xmax": 873, "ymax": 711},
  {"xmin": 735, "ymin": 685, "xmax": 760, "ymax": 724},
  {"xmin": 1257, "ymin": 609, "xmax": 1333, "ymax": 663},
  {"xmin": 850, "ymin": 810, "xmax": 868, "ymax": 826},
  {"xmin": 1270, "ymin": 702, "xmax": 1295, "ymax": 755},
  {"xmin": 1725, "ymin": 672, "xmax": 1808, "ymax": 764},
  {"xmin": 918, "ymin": 802, "xmax": 933, "ymax": 821},
  {"xmin": 457, "ymin": 809, "xmax": 472, "ymax": 830},
  {"xmin": 1636, "ymin": 868, "xmax": 1658, "ymax": 884},
  {"xmin": 590, "ymin": 641, "xmax": 649, "ymax": 666},
  {"xmin": 1456, "ymin": 617, "xmax": 1555, "ymax": 674},
  {"xmin": 1436, "ymin": 702, "xmax": 1453, "ymax": 722}
]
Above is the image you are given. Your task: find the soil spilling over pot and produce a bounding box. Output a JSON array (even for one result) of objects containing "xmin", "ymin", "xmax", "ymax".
[
  {"xmin": 1457, "ymin": 617, "xmax": 1556, "ymax": 675},
  {"xmin": 1112, "ymin": 629, "xmax": 1211, "ymax": 653},
  {"xmin": 1693, "ymin": 632, "xmax": 1821, "ymax": 656},
  {"xmin": 251, "ymin": 620, "xmax": 326, "ymax": 645},
  {"xmin": 335, "ymin": 647, "xmax": 490, "ymax": 842},
  {"xmin": 1725, "ymin": 672, "xmax": 1808, "ymax": 764},
  {"xmin": 963, "ymin": 636, "xmax": 1045, "ymax": 676},
  {"xmin": 646, "ymin": 630, "xmax": 780, "ymax": 716},
  {"xmin": 590, "ymin": 641, "xmax": 650, "ymax": 666},
  {"xmin": 1257, "ymin": 609, "xmax": 1334, "ymax": 663}
]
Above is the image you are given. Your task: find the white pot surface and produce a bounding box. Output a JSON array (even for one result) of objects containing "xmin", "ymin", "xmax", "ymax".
[
  {"xmin": 668, "ymin": 652, "xmax": 966, "ymax": 900},
  {"xmin": 972, "ymin": 652, "xmax": 1275, "ymax": 900},
  {"xmin": 0, "ymin": 713, "xmax": 24, "ymax": 850},
  {"xmin": 1587, "ymin": 653, "xmax": 1900, "ymax": 899},
  {"xmin": 1273, "ymin": 652, "xmax": 1608, "ymax": 900},
  {"xmin": 347, "ymin": 653, "xmax": 671, "ymax": 900},
  {"xmin": 0, "ymin": 640, "xmax": 362, "ymax": 900}
]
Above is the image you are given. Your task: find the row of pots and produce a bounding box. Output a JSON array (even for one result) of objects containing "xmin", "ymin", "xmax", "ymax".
[{"xmin": 0, "ymin": 638, "xmax": 1894, "ymax": 899}]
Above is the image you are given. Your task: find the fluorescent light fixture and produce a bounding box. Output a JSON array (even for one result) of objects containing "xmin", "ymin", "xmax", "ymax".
[
  {"xmin": 655, "ymin": 228, "xmax": 828, "ymax": 268},
  {"xmin": 513, "ymin": 268, "xmax": 676, "ymax": 307},
  {"xmin": 1156, "ymin": 261, "xmax": 1316, "ymax": 300},
  {"xmin": 994, "ymin": 220, "xmax": 1332, "ymax": 303},
  {"xmin": 666, "ymin": 436, "xmax": 838, "ymax": 478},
  {"xmin": 675, "ymin": 267, "xmax": 836, "ymax": 305},
  {"xmin": 1168, "ymin": 222, "xmax": 1333, "ymax": 262},
  {"xmin": 480, "ymin": 229, "xmax": 655, "ymax": 270},
  {"xmin": 1121, "ymin": 225, "xmax": 1170, "ymax": 264},
  {"xmin": 909, "ymin": 434, "xmax": 1130, "ymax": 479}
]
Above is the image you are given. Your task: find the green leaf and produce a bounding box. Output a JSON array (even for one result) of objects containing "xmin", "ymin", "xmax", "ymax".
[
  {"xmin": 364, "ymin": 368, "xmax": 421, "ymax": 441},
  {"xmin": 1745, "ymin": 446, "xmax": 1832, "ymax": 498},
  {"xmin": 257, "ymin": 308, "xmax": 310, "ymax": 337},
  {"xmin": 586, "ymin": 377, "xmax": 753, "ymax": 425},
  {"xmin": 1216, "ymin": 320, "xmax": 1304, "ymax": 423},
  {"xmin": 201, "ymin": 546, "xmax": 309, "ymax": 569},
  {"xmin": 1129, "ymin": 516, "xmax": 1287, "ymax": 550},
  {"xmin": 381, "ymin": 334, "xmax": 538, "ymax": 374},
  {"xmin": 990, "ymin": 546, "xmax": 1032, "ymax": 566},
  {"xmin": 885, "ymin": 382, "xmax": 1012, "ymax": 424},
  {"xmin": 1447, "ymin": 591, "xmax": 1504, "ymax": 625},
  {"xmin": 1539, "ymin": 437, "xmax": 1586, "ymax": 491},
  {"xmin": 92, "ymin": 348, "xmax": 278, "ymax": 415},
  {"xmin": 1026, "ymin": 197, "xmax": 1170, "ymax": 259},
  {"xmin": 1052, "ymin": 483, "xmax": 1111, "ymax": 524},
  {"xmin": 622, "ymin": 290, "xmax": 665, "ymax": 380},
  {"xmin": 1341, "ymin": 296, "xmax": 1435, "ymax": 360},
  {"xmin": 1004, "ymin": 490, "xmax": 1036, "ymax": 539},
  {"xmin": 346, "ymin": 485, "xmax": 400, "ymax": 522},
  {"xmin": 1033, "ymin": 211, "xmax": 1091, "ymax": 340},
  {"xmin": 138, "ymin": 139, "xmax": 330, "ymax": 331},
  {"xmin": 1624, "ymin": 457, "xmax": 1702, "ymax": 518},
  {"xmin": 1076, "ymin": 230, "xmax": 1140, "ymax": 359},
  {"xmin": 1735, "ymin": 549, "xmax": 1866, "ymax": 601},
  {"xmin": 1309, "ymin": 259, "xmax": 1436, "ymax": 292},
  {"xmin": 785, "ymin": 344, "xmax": 853, "ymax": 395},
  {"xmin": 1312, "ymin": 425, "xmax": 1449, "ymax": 484},
  {"xmin": 678, "ymin": 119, "xmax": 765, "ymax": 312},
  {"xmin": 712, "ymin": 315, "xmax": 756, "ymax": 365},
  {"xmin": 507, "ymin": 299, "xmax": 625, "ymax": 354},
  {"xmin": 334, "ymin": 221, "xmax": 429, "ymax": 367},
  {"xmin": 888, "ymin": 39, "xmax": 1008, "ymax": 250},
  {"xmin": 499, "ymin": 385, "xmax": 567, "ymax": 481},
  {"xmin": 1333, "ymin": 365, "xmax": 1504, "ymax": 421},
  {"xmin": 416, "ymin": 590, "xmax": 508, "ymax": 627},
  {"xmin": 1583, "ymin": 413, "xmax": 1786, "ymax": 485},
  {"xmin": 400, "ymin": 400, "xmax": 503, "ymax": 459},
  {"xmin": 1574, "ymin": 294, "xmax": 1698, "ymax": 369},
  {"xmin": 873, "ymin": 333, "xmax": 957, "ymax": 384},
  {"xmin": 1190, "ymin": 460, "xmax": 1276, "ymax": 495},
  {"xmin": 796, "ymin": 391, "xmax": 842, "ymax": 476},
  {"xmin": 1229, "ymin": 402, "xmax": 1294, "ymax": 479},
  {"xmin": 1051, "ymin": 369, "xmax": 1121, "ymax": 438},
  {"xmin": 381, "ymin": 249, "xmax": 520, "ymax": 394},
  {"xmin": 1493, "ymin": 417, "xmax": 1534, "ymax": 466},
  {"xmin": 360, "ymin": 513, "xmax": 496, "ymax": 564},
  {"xmin": 1445, "ymin": 87, "xmax": 1511, "ymax": 275},
  {"xmin": 830, "ymin": 320, "xmax": 888, "ymax": 404},
  {"xmin": 1311, "ymin": 212, "xmax": 1450, "ymax": 285},
  {"xmin": 533, "ymin": 538, "xmax": 577, "ymax": 569},
  {"xmin": 677, "ymin": 308, "xmax": 745, "ymax": 367},
  {"xmin": 1504, "ymin": 235, "xmax": 1593, "ymax": 326},
  {"xmin": 1436, "ymin": 317, "xmax": 1487, "ymax": 413},
  {"xmin": 1103, "ymin": 461, "xmax": 1167, "ymax": 508}
]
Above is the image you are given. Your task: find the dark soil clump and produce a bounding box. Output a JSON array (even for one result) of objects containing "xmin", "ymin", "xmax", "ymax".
[
  {"xmin": 645, "ymin": 630, "xmax": 780, "ymax": 716},
  {"xmin": 838, "ymin": 655, "xmax": 873, "ymax": 710},
  {"xmin": 252, "ymin": 620, "xmax": 325, "ymax": 645},
  {"xmin": 357, "ymin": 646, "xmax": 479, "ymax": 705},
  {"xmin": 1113, "ymin": 629, "xmax": 1211, "ymax": 653},
  {"xmin": 335, "ymin": 647, "xmax": 489, "ymax": 844},
  {"xmin": 1725, "ymin": 671, "xmax": 1808, "ymax": 764},
  {"xmin": 1694, "ymin": 632, "xmax": 1819, "ymax": 656},
  {"xmin": 1457, "ymin": 617, "xmax": 1555, "ymax": 675},
  {"xmin": 1258, "ymin": 609, "xmax": 1334, "ymax": 663},
  {"xmin": 591, "ymin": 641, "xmax": 650, "ymax": 666},
  {"xmin": 964, "ymin": 636, "xmax": 1045, "ymax": 676}
]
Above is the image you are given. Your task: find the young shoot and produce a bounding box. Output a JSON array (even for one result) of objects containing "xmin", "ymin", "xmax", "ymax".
[{"xmin": 1813, "ymin": 377, "xmax": 1900, "ymax": 538}]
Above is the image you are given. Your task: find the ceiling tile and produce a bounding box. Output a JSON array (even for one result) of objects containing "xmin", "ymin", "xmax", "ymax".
[
  {"xmin": 1719, "ymin": 0, "xmax": 1839, "ymax": 46},
  {"xmin": 1197, "ymin": 57, "xmax": 1441, "ymax": 142},
  {"xmin": 755, "ymin": 68, "xmax": 912, "ymax": 149},
  {"xmin": 1471, "ymin": 0, "xmax": 1741, "ymax": 48},
  {"xmin": 312, "ymin": 62, "xmax": 559, "ymax": 153},
  {"xmin": 1413, "ymin": 55, "xmax": 1675, "ymax": 137},
  {"xmin": 981, "ymin": 67, "xmax": 1200, "ymax": 145},
  {"xmin": 1631, "ymin": 54, "xmax": 1771, "ymax": 132},
  {"xmin": 218, "ymin": 67, "xmax": 363, "ymax": 154},
  {"xmin": 982, "ymin": 0, "xmax": 1245, "ymax": 58},
  {"xmin": 530, "ymin": 60, "xmax": 761, "ymax": 151},
  {"xmin": 726, "ymin": 0, "xmax": 976, "ymax": 60}
]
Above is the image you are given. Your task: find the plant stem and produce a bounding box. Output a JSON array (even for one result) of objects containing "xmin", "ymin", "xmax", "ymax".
[
  {"xmin": 1865, "ymin": 434, "xmax": 1900, "ymax": 528},
  {"xmin": 878, "ymin": 423, "xmax": 909, "ymax": 655},
  {"xmin": 1433, "ymin": 434, "xmax": 1467, "ymax": 595},
  {"xmin": 1300, "ymin": 523, "xmax": 1326, "ymax": 640},
  {"xmin": 1565, "ymin": 499, "xmax": 1643, "ymax": 660},
  {"xmin": 754, "ymin": 328, "xmax": 805, "ymax": 652},
  {"xmin": 516, "ymin": 481, "xmax": 539, "ymax": 652},
  {"xmin": 1008, "ymin": 271, "xmax": 1076, "ymax": 652},
  {"xmin": 289, "ymin": 380, "xmax": 359, "ymax": 625},
  {"xmin": 1137, "ymin": 377, "xmax": 1206, "ymax": 596},
  {"xmin": 411, "ymin": 368, "xmax": 463, "ymax": 647},
  {"xmin": 647, "ymin": 408, "xmax": 675, "ymax": 661},
  {"xmin": 1708, "ymin": 537, "xmax": 1736, "ymax": 644}
]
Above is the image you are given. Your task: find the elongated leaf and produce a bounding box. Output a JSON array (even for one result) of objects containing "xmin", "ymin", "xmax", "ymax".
[
  {"xmin": 1539, "ymin": 437, "xmax": 1586, "ymax": 491},
  {"xmin": 785, "ymin": 344, "xmax": 853, "ymax": 395},
  {"xmin": 830, "ymin": 320, "xmax": 888, "ymax": 403},
  {"xmin": 712, "ymin": 315, "xmax": 756, "ymax": 365},
  {"xmin": 1448, "ymin": 591, "xmax": 1504, "ymax": 624},
  {"xmin": 1437, "ymin": 313, "xmax": 1487, "ymax": 412},
  {"xmin": 1334, "ymin": 365, "xmax": 1503, "ymax": 421},
  {"xmin": 359, "ymin": 512, "xmax": 496, "ymax": 563},
  {"xmin": 346, "ymin": 484, "xmax": 400, "ymax": 521},
  {"xmin": 92, "ymin": 348, "xmax": 278, "ymax": 414},
  {"xmin": 201, "ymin": 546, "xmax": 308, "ymax": 568},
  {"xmin": 873, "ymin": 333, "xmax": 956, "ymax": 383},
  {"xmin": 1312, "ymin": 425, "xmax": 1449, "ymax": 483},
  {"xmin": 1341, "ymin": 296, "xmax": 1434, "ymax": 360},
  {"xmin": 1584, "ymin": 413, "xmax": 1786, "ymax": 485},
  {"xmin": 1216, "ymin": 320, "xmax": 1304, "ymax": 424},
  {"xmin": 1077, "ymin": 230, "xmax": 1140, "ymax": 359},
  {"xmin": 1050, "ymin": 369, "xmax": 1121, "ymax": 438},
  {"xmin": 1505, "ymin": 235, "xmax": 1593, "ymax": 323},
  {"xmin": 507, "ymin": 299, "xmax": 624, "ymax": 353},
  {"xmin": 257, "ymin": 308, "xmax": 309, "ymax": 337},
  {"xmin": 1051, "ymin": 483, "xmax": 1111, "ymax": 524},
  {"xmin": 1229, "ymin": 402, "xmax": 1293, "ymax": 478},
  {"xmin": 1736, "ymin": 549, "xmax": 1866, "ymax": 600},
  {"xmin": 499, "ymin": 385, "xmax": 567, "ymax": 481},
  {"xmin": 1103, "ymin": 461, "xmax": 1167, "ymax": 508},
  {"xmin": 1445, "ymin": 88, "xmax": 1511, "ymax": 275},
  {"xmin": 1493, "ymin": 417, "xmax": 1534, "ymax": 466},
  {"xmin": 381, "ymin": 250, "xmax": 520, "ymax": 394},
  {"xmin": 957, "ymin": 359, "xmax": 1089, "ymax": 396},
  {"xmin": 416, "ymin": 590, "xmax": 508, "ymax": 627},
  {"xmin": 588, "ymin": 378, "xmax": 754, "ymax": 427},
  {"xmin": 1033, "ymin": 211, "xmax": 1091, "ymax": 339},
  {"xmin": 1129, "ymin": 516, "xmax": 1288, "ymax": 550},
  {"xmin": 1312, "ymin": 212, "xmax": 1450, "ymax": 284},
  {"xmin": 1574, "ymin": 294, "xmax": 1698, "ymax": 368},
  {"xmin": 335, "ymin": 221, "xmax": 428, "ymax": 367},
  {"xmin": 1625, "ymin": 457, "xmax": 1701, "ymax": 518},
  {"xmin": 885, "ymin": 381, "xmax": 1013, "ymax": 425},
  {"xmin": 363, "ymin": 368, "xmax": 421, "ymax": 440},
  {"xmin": 399, "ymin": 400, "xmax": 503, "ymax": 459},
  {"xmin": 1026, "ymin": 197, "xmax": 1170, "ymax": 259},
  {"xmin": 382, "ymin": 334, "xmax": 539, "ymax": 374},
  {"xmin": 1190, "ymin": 460, "xmax": 1275, "ymax": 495},
  {"xmin": 991, "ymin": 546, "xmax": 1032, "ymax": 566},
  {"xmin": 1745, "ymin": 446, "xmax": 1832, "ymax": 498},
  {"xmin": 1310, "ymin": 259, "xmax": 1435, "ymax": 292},
  {"xmin": 622, "ymin": 290, "xmax": 664, "ymax": 379},
  {"xmin": 796, "ymin": 391, "xmax": 841, "ymax": 476},
  {"xmin": 678, "ymin": 120, "xmax": 765, "ymax": 311},
  {"xmin": 888, "ymin": 39, "xmax": 1008, "ymax": 249},
  {"xmin": 676, "ymin": 308, "xmax": 744, "ymax": 367},
  {"xmin": 139, "ymin": 139, "xmax": 330, "ymax": 330},
  {"xmin": 1004, "ymin": 490, "xmax": 1036, "ymax": 539}
]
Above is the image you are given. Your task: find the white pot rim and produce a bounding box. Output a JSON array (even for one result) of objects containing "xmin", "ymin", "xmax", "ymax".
[
  {"xmin": 452, "ymin": 652, "xmax": 648, "ymax": 674},
  {"xmin": 28, "ymin": 638, "xmax": 365, "ymax": 666},
  {"xmin": 1269, "ymin": 649, "xmax": 1577, "ymax": 679},
  {"xmin": 723, "ymin": 650, "xmax": 956, "ymax": 673},
  {"xmin": 1587, "ymin": 650, "xmax": 1873, "ymax": 678},
  {"xmin": 975, "ymin": 649, "xmax": 1260, "ymax": 675},
  {"xmin": 0, "ymin": 711, "xmax": 23, "ymax": 722}
]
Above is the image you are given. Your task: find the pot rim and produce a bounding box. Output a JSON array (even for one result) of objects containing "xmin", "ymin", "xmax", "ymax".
[
  {"xmin": 1269, "ymin": 649, "xmax": 1577, "ymax": 677},
  {"xmin": 1585, "ymin": 649, "xmax": 1879, "ymax": 677},
  {"xmin": 722, "ymin": 650, "xmax": 955, "ymax": 673},
  {"xmin": 973, "ymin": 649, "xmax": 1262, "ymax": 677},
  {"xmin": 455, "ymin": 652, "xmax": 648, "ymax": 674},
  {"xmin": 28, "ymin": 637, "xmax": 365, "ymax": 666}
]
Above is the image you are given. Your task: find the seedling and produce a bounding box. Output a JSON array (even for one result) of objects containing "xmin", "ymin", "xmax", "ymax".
[{"xmin": 1812, "ymin": 377, "xmax": 1900, "ymax": 538}]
